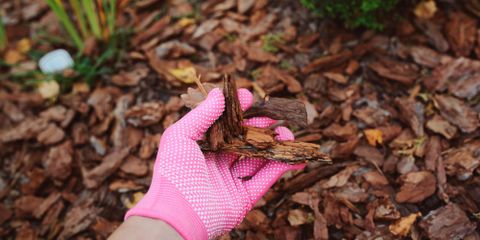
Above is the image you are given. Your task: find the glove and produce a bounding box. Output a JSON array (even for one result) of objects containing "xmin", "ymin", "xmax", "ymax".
[{"xmin": 125, "ymin": 88, "xmax": 305, "ymax": 239}]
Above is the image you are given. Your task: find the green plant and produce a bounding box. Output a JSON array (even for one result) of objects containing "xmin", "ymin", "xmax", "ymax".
[
  {"xmin": 46, "ymin": 0, "xmax": 119, "ymax": 52},
  {"xmin": 262, "ymin": 33, "xmax": 284, "ymax": 53},
  {"xmin": 300, "ymin": 0, "xmax": 401, "ymax": 30},
  {"xmin": 41, "ymin": 0, "xmax": 132, "ymax": 89},
  {"xmin": 0, "ymin": 15, "xmax": 7, "ymax": 51},
  {"xmin": 45, "ymin": 0, "xmax": 84, "ymax": 50}
]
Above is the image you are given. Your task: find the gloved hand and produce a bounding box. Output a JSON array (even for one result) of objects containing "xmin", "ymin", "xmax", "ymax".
[{"xmin": 125, "ymin": 88, "xmax": 305, "ymax": 240}]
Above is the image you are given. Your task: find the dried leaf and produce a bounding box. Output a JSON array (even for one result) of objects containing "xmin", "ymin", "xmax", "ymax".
[
  {"xmin": 123, "ymin": 192, "xmax": 145, "ymax": 209},
  {"xmin": 389, "ymin": 212, "xmax": 421, "ymax": 237},
  {"xmin": 180, "ymin": 83, "xmax": 219, "ymax": 108},
  {"xmin": 168, "ymin": 66, "xmax": 197, "ymax": 84},
  {"xmin": 364, "ymin": 129, "xmax": 383, "ymax": 147}
]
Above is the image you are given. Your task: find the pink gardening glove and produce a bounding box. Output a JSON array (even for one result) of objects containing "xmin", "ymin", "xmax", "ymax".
[{"xmin": 125, "ymin": 88, "xmax": 305, "ymax": 239}]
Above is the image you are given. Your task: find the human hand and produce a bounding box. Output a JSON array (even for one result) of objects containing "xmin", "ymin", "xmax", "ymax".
[{"xmin": 125, "ymin": 88, "xmax": 305, "ymax": 240}]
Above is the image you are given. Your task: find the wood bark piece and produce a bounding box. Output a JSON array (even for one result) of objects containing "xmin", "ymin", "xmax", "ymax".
[
  {"xmin": 244, "ymin": 97, "xmax": 307, "ymax": 128},
  {"xmin": 190, "ymin": 75, "xmax": 331, "ymax": 164},
  {"xmin": 206, "ymin": 75, "xmax": 244, "ymax": 150},
  {"xmin": 201, "ymin": 127, "xmax": 331, "ymax": 164}
]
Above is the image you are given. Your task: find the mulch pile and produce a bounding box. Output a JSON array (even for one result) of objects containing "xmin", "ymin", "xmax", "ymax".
[{"xmin": 0, "ymin": 0, "xmax": 479, "ymax": 239}]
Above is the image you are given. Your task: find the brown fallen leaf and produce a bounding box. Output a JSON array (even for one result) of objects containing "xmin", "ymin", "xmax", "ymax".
[
  {"xmin": 0, "ymin": 203, "xmax": 12, "ymax": 225},
  {"xmin": 419, "ymin": 203, "xmax": 476, "ymax": 240},
  {"xmin": 433, "ymin": 94, "xmax": 479, "ymax": 133},
  {"xmin": 395, "ymin": 171, "xmax": 436, "ymax": 203},
  {"xmin": 389, "ymin": 212, "xmax": 421, "ymax": 237}
]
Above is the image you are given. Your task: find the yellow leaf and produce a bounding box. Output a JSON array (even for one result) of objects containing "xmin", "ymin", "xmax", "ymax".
[
  {"xmin": 414, "ymin": 0, "xmax": 437, "ymax": 19},
  {"xmin": 16, "ymin": 38, "xmax": 31, "ymax": 53},
  {"xmin": 389, "ymin": 212, "xmax": 421, "ymax": 236},
  {"xmin": 4, "ymin": 50, "xmax": 24, "ymax": 65},
  {"xmin": 37, "ymin": 81, "xmax": 60, "ymax": 99},
  {"xmin": 123, "ymin": 192, "xmax": 145, "ymax": 209},
  {"xmin": 168, "ymin": 66, "xmax": 197, "ymax": 83},
  {"xmin": 364, "ymin": 129, "xmax": 383, "ymax": 147},
  {"xmin": 177, "ymin": 18, "xmax": 195, "ymax": 28}
]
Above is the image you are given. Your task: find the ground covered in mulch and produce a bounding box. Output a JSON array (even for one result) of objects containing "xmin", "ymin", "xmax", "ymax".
[{"xmin": 0, "ymin": 0, "xmax": 479, "ymax": 239}]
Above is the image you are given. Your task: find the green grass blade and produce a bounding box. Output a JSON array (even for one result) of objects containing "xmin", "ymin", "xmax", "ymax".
[
  {"xmin": 0, "ymin": 15, "xmax": 7, "ymax": 51},
  {"xmin": 82, "ymin": 0, "xmax": 102, "ymax": 39},
  {"xmin": 46, "ymin": 0, "xmax": 84, "ymax": 50},
  {"xmin": 69, "ymin": 0, "xmax": 89, "ymax": 38},
  {"xmin": 106, "ymin": 0, "xmax": 116, "ymax": 35}
]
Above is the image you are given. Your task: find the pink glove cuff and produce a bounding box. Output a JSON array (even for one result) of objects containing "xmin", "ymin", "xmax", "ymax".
[{"xmin": 125, "ymin": 176, "xmax": 207, "ymax": 240}]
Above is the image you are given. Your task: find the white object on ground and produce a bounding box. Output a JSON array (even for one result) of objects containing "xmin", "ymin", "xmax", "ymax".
[{"xmin": 38, "ymin": 49, "xmax": 74, "ymax": 74}]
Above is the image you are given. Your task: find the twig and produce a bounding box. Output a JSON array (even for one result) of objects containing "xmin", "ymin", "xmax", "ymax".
[{"xmin": 194, "ymin": 74, "xmax": 208, "ymax": 96}]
